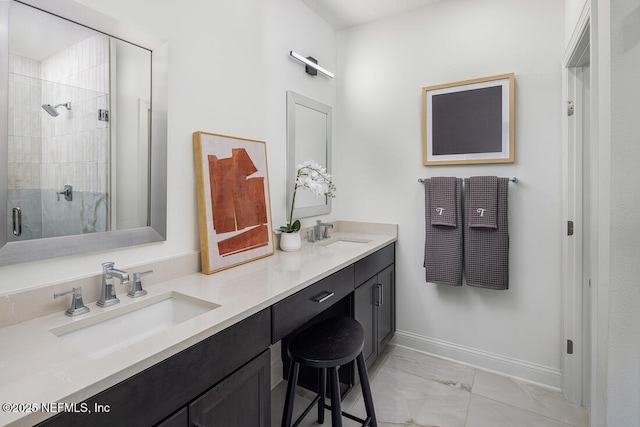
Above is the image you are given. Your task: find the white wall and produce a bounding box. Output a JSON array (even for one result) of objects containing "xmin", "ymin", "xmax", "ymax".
[
  {"xmin": 566, "ymin": 0, "xmax": 589, "ymax": 45},
  {"xmin": 607, "ymin": 0, "xmax": 640, "ymax": 424},
  {"xmin": 0, "ymin": 0, "xmax": 336, "ymax": 292},
  {"xmin": 335, "ymin": 0, "xmax": 565, "ymax": 387}
]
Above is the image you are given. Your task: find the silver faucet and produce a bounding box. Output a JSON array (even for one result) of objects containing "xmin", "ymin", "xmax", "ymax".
[
  {"xmin": 54, "ymin": 286, "xmax": 90, "ymax": 317},
  {"xmin": 97, "ymin": 262, "xmax": 130, "ymax": 307},
  {"xmin": 314, "ymin": 220, "xmax": 334, "ymax": 240}
]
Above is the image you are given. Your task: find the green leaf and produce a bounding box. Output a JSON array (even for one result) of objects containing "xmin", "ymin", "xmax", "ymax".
[{"xmin": 292, "ymin": 220, "xmax": 301, "ymax": 231}]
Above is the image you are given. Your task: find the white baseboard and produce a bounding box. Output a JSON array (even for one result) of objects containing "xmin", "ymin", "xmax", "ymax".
[{"xmin": 393, "ymin": 330, "xmax": 562, "ymax": 390}]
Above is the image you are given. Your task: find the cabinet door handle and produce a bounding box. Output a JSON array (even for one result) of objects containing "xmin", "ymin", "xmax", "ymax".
[
  {"xmin": 374, "ymin": 284, "xmax": 383, "ymax": 307},
  {"xmin": 312, "ymin": 291, "xmax": 334, "ymax": 303}
]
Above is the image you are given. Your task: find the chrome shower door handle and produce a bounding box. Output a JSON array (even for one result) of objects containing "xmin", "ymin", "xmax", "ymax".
[{"xmin": 12, "ymin": 207, "xmax": 22, "ymax": 236}]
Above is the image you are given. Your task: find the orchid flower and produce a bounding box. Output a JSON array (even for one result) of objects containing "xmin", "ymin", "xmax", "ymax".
[{"xmin": 280, "ymin": 160, "xmax": 336, "ymax": 233}]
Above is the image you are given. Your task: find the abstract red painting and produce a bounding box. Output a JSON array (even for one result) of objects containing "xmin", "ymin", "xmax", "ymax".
[{"xmin": 194, "ymin": 132, "xmax": 274, "ymax": 274}]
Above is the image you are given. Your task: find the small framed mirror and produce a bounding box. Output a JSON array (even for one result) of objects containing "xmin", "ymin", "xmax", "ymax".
[{"xmin": 286, "ymin": 91, "xmax": 332, "ymax": 219}]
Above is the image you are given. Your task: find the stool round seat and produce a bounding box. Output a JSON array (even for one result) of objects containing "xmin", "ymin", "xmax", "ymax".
[
  {"xmin": 281, "ymin": 316, "xmax": 378, "ymax": 427},
  {"xmin": 288, "ymin": 316, "xmax": 364, "ymax": 368}
]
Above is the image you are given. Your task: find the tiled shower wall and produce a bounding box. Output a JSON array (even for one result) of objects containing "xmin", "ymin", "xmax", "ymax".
[
  {"xmin": 7, "ymin": 34, "xmax": 110, "ymax": 241},
  {"xmin": 7, "ymin": 55, "xmax": 43, "ymax": 240}
]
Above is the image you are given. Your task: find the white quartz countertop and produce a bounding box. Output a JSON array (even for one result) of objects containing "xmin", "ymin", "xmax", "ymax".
[{"xmin": 0, "ymin": 223, "xmax": 396, "ymax": 426}]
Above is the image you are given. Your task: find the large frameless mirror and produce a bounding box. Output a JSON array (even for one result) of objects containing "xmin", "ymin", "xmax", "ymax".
[
  {"xmin": 286, "ymin": 91, "xmax": 332, "ymax": 219},
  {"xmin": 0, "ymin": 0, "xmax": 168, "ymax": 267}
]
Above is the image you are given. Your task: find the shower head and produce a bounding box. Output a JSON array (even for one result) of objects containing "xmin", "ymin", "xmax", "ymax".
[
  {"xmin": 41, "ymin": 102, "xmax": 71, "ymax": 117},
  {"xmin": 42, "ymin": 104, "xmax": 59, "ymax": 117}
]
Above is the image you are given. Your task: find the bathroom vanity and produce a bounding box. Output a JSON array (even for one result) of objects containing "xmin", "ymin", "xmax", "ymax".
[{"xmin": 0, "ymin": 222, "xmax": 396, "ymax": 427}]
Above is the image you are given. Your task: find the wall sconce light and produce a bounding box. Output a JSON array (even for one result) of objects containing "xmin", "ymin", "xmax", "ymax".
[{"xmin": 289, "ymin": 51, "xmax": 335, "ymax": 78}]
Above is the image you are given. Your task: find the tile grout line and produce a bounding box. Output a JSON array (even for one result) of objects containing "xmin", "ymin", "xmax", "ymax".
[
  {"xmin": 381, "ymin": 346, "xmax": 581, "ymax": 427},
  {"xmin": 467, "ymin": 392, "xmax": 577, "ymax": 427},
  {"xmin": 463, "ymin": 368, "xmax": 477, "ymax": 427}
]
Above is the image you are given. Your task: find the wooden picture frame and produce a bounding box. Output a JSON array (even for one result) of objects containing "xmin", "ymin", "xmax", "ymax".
[
  {"xmin": 193, "ymin": 131, "xmax": 274, "ymax": 274},
  {"xmin": 422, "ymin": 73, "xmax": 515, "ymax": 165}
]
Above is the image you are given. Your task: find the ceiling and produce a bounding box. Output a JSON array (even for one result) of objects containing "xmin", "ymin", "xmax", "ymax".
[{"xmin": 301, "ymin": 0, "xmax": 442, "ymax": 29}]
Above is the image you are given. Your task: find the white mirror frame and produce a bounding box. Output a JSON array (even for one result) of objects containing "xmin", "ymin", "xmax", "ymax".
[
  {"xmin": 0, "ymin": 0, "xmax": 168, "ymax": 267},
  {"xmin": 286, "ymin": 91, "xmax": 332, "ymax": 219}
]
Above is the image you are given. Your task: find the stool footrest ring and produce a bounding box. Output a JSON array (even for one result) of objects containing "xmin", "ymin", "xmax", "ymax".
[
  {"xmin": 291, "ymin": 395, "xmax": 322, "ymax": 427},
  {"xmin": 324, "ymin": 403, "xmax": 372, "ymax": 426}
]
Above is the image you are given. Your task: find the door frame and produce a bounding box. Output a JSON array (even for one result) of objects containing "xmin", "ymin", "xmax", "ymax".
[{"xmin": 561, "ymin": 3, "xmax": 591, "ymax": 406}]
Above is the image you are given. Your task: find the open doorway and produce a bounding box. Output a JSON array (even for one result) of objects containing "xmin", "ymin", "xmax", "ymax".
[{"xmin": 562, "ymin": 15, "xmax": 592, "ymax": 408}]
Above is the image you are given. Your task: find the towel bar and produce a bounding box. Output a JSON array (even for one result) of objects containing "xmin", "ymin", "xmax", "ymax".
[{"xmin": 418, "ymin": 177, "xmax": 518, "ymax": 184}]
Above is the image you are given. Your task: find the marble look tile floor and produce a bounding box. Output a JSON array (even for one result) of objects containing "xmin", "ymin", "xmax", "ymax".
[{"xmin": 271, "ymin": 345, "xmax": 589, "ymax": 427}]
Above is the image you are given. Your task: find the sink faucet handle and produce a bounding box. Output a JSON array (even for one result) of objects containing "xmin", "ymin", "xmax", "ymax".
[
  {"xmin": 54, "ymin": 286, "xmax": 90, "ymax": 317},
  {"xmin": 134, "ymin": 270, "xmax": 154, "ymax": 280},
  {"xmin": 128, "ymin": 270, "xmax": 153, "ymax": 298},
  {"xmin": 323, "ymin": 224, "xmax": 333, "ymax": 239}
]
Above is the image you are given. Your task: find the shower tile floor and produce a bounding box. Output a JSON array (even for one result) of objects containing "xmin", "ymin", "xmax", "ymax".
[{"xmin": 271, "ymin": 345, "xmax": 589, "ymax": 427}]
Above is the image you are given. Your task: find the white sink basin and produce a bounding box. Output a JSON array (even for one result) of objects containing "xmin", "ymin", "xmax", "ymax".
[
  {"xmin": 50, "ymin": 292, "xmax": 220, "ymax": 359},
  {"xmin": 321, "ymin": 239, "xmax": 371, "ymax": 249}
]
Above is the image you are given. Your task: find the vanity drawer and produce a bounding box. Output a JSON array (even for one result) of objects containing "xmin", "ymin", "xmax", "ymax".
[
  {"xmin": 355, "ymin": 243, "xmax": 395, "ymax": 286},
  {"xmin": 271, "ymin": 265, "xmax": 354, "ymax": 343}
]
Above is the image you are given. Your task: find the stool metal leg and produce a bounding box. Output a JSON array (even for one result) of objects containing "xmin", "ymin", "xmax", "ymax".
[
  {"xmin": 282, "ymin": 361, "xmax": 300, "ymax": 427},
  {"xmin": 329, "ymin": 367, "xmax": 343, "ymax": 427},
  {"xmin": 318, "ymin": 367, "xmax": 326, "ymax": 424},
  {"xmin": 356, "ymin": 353, "xmax": 378, "ymax": 427}
]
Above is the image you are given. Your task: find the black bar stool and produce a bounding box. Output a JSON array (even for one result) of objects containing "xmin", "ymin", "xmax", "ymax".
[{"xmin": 281, "ymin": 316, "xmax": 378, "ymax": 427}]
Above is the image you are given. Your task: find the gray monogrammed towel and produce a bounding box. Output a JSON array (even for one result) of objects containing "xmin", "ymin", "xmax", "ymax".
[
  {"xmin": 464, "ymin": 177, "xmax": 509, "ymax": 290},
  {"xmin": 423, "ymin": 178, "xmax": 463, "ymax": 286},
  {"xmin": 468, "ymin": 176, "xmax": 498, "ymax": 229},
  {"xmin": 430, "ymin": 177, "xmax": 457, "ymax": 227}
]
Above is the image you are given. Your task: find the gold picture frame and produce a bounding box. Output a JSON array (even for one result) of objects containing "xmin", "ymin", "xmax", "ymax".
[
  {"xmin": 193, "ymin": 131, "xmax": 274, "ymax": 274},
  {"xmin": 422, "ymin": 73, "xmax": 515, "ymax": 165}
]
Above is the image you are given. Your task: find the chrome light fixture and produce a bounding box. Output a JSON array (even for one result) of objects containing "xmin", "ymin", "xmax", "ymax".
[{"xmin": 289, "ymin": 51, "xmax": 334, "ymax": 78}]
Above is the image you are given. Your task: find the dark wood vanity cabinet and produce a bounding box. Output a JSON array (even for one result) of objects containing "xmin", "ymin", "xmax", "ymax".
[
  {"xmin": 185, "ymin": 349, "xmax": 270, "ymax": 427},
  {"xmin": 37, "ymin": 308, "xmax": 271, "ymax": 427},
  {"xmin": 35, "ymin": 241, "xmax": 396, "ymax": 427},
  {"xmin": 354, "ymin": 243, "xmax": 396, "ymax": 368},
  {"xmin": 276, "ymin": 243, "xmax": 396, "ymax": 395}
]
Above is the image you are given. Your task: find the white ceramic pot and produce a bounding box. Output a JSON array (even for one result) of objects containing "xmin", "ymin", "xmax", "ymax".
[{"xmin": 280, "ymin": 231, "xmax": 301, "ymax": 252}]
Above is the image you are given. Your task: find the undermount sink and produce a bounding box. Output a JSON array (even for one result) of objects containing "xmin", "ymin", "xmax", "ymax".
[
  {"xmin": 50, "ymin": 292, "xmax": 220, "ymax": 359},
  {"xmin": 321, "ymin": 238, "xmax": 371, "ymax": 249}
]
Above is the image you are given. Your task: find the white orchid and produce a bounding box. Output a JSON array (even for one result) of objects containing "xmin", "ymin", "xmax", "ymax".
[{"xmin": 280, "ymin": 160, "xmax": 336, "ymax": 233}]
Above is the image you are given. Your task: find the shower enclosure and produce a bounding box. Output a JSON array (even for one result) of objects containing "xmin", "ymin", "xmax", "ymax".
[
  {"xmin": 8, "ymin": 35, "xmax": 110, "ymax": 241},
  {"xmin": 6, "ymin": 0, "xmax": 152, "ymax": 244}
]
